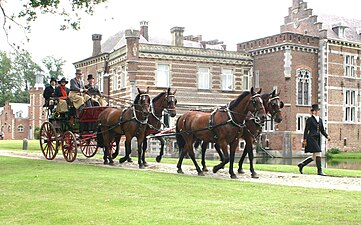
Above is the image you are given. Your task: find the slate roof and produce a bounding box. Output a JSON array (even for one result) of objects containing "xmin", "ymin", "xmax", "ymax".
[{"xmin": 318, "ymin": 14, "xmax": 361, "ymax": 43}]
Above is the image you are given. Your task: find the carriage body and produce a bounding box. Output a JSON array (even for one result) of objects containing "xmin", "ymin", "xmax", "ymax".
[{"xmin": 39, "ymin": 105, "xmax": 110, "ymax": 162}]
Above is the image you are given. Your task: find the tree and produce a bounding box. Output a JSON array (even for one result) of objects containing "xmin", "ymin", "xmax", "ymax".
[
  {"xmin": 0, "ymin": 51, "xmax": 16, "ymax": 105},
  {"xmin": 12, "ymin": 50, "xmax": 42, "ymax": 90},
  {"xmin": 0, "ymin": 0, "xmax": 108, "ymax": 49},
  {"xmin": 42, "ymin": 56, "xmax": 65, "ymax": 84}
]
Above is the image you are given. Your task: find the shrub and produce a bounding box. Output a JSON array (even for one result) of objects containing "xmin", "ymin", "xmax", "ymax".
[
  {"xmin": 326, "ymin": 147, "xmax": 341, "ymax": 159},
  {"xmin": 34, "ymin": 127, "xmax": 40, "ymax": 140}
]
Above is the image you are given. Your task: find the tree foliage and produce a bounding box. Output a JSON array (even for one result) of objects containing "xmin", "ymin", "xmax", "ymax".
[
  {"xmin": 0, "ymin": 0, "xmax": 108, "ymax": 48},
  {"xmin": 0, "ymin": 50, "xmax": 65, "ymax": 106}
]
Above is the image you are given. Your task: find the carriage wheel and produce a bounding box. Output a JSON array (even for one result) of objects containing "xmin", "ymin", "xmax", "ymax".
[
  {"xmin": 62, "ymin": 131, "xmax": 77, "ymax": 162},
  {"xmin": 80, "ymin": 136, "xmax": 98, "ymax": 158},
  {"xmin": 39, "ymin": 122, "xmax": 58, "ymax": 160}
]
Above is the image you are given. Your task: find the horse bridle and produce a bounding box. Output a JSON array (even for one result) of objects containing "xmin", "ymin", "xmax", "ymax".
[
  {"xmin": 249, "ymin": 93, "xmax": 265, "ymax": 120},
  {"xmin": 267, "ymin": 96, "xmax": 281, "ymax": 118},
  {"xmin": 133, "ymin": 93, "xmax": 150, "ymax": 122}
]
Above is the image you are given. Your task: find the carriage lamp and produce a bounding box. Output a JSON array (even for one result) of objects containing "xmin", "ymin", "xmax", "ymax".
[{"xmin": 340, "ymin": 81, "xmax": 344, "ymax": 94}]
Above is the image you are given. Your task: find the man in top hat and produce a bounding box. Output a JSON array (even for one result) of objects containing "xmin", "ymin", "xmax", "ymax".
[
  {"xmin": 298, "ymin": 104, "xmax": 331, "ymax": 176},
  {"xmin": 85, "ymin": 74, "xmax": 108, "ymax": 107},
  {"xmin": 43, "ymin": 77, "xmax": 57, "ymax": 107},
  {"xmin": 68, "ymin": 68, "xmax": 91, "ymax": 111},
  {"xmin": 54, "ymin": 77, "xmax": 70, "ymax": 113}
]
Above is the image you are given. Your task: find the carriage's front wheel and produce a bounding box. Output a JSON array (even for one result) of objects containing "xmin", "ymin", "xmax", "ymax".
[
  {"xmin": 39, "ymin": 122, "xmax": 58, "ymax": 160},
  {"xmin": 62, "ymin": 131, "xmax": 77, "ymax": 162}
]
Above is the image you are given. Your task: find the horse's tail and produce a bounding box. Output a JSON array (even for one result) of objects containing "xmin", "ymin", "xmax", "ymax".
[
  {"xmin": 175, "ymin": 116, "xmax": 185, "ymax": 152},
  {"xmin": 96, "ymin": 124, "xmax": 104, "ymax": 148}
]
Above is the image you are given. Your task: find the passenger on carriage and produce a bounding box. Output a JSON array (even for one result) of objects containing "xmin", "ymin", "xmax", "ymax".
[
  {"xmin": 84, "ymin": 74, "xmax": 108, "ymax": 107},
  {"xmin": 54, "ymin": 77, "xmax": 70, "ymax": 113},
  {"xmin": 68, "ymin": 69, "xmax": 91, "ymax": 111},
  {"xmin": 43, "ymin": 77, "xmax": 57, "ymax": 108}
]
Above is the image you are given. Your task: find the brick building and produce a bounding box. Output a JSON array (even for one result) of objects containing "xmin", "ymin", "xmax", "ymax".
[
  {"xmin": 73, "ymin": 22, "xmax": 253, "ymax": 154},
  {"xmin": 238, "ymin": 0, "xmax": 361, "ymax": 154},
  {"xmin": 0, "ymin": 74, "xmax": 47, "ymax": 140}
]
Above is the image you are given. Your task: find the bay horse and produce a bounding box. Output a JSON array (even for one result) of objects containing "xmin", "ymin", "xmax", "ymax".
[
  {"xmin": 143, "ymin": 88, "xmax": 177, "ymax": 163},
  {"xmin": 110, "ymin": 88, "xmax": 177, "ymax": 165},
  {"xmin": 97, "ymin": 87, "xmax": 150, "ymax": 168},
  {"xmin": 175, "ymin": 87, "xmax": 267, "ymax": 179},
  {"xmin": 197, "ymin": 90, "xmax": 284, "ymax": 178}
]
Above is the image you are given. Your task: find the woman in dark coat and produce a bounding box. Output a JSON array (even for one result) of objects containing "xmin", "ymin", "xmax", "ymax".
[{"xmin": 298, "ymin": 104, "xmax": 330, "ymax": 176}]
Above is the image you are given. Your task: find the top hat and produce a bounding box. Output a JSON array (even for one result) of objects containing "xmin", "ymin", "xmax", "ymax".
[
  {"xmin": 50, "ymin": 77, "xmax": 57, "ymax": 83},
  {"xmin": 58, "ymin": 77, "xmax": 68, "ymax": 84},
  {"xmin": 311, "ymin": 104, "xmax": 320, "ymax": 111},
  {"xmin": 75, "ymin": 69, "xmax": 82, "ymax": 74},
  {"xmin": 87, "ymin": 74, "xmax": 94, "ymax": 80}
]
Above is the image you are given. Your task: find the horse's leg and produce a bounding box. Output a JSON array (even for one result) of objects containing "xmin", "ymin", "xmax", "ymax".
[
  {"xmin": 228, "ymin": 140, "xmax": 238, "ymax": 179},
  {"xmin": 103, "ymin": 132, "xmax": 114, "ymax": 165},
  {"xmin": 186, "ymin": 142, "xmax": 204, "ymax": 176},
  {"xmin": 213, "ymin": 142, "xmax": 229, "ymax": 174},
  {"xmin": 214, "ymin": 143, "xmax": 225, "ymax": 169},
  {"xmin": 176, "ymin": 140, "xmax": 189, "ymax": 174},
  {"xmin": 119, "ymin": 139, "xmax": 131, "ymax": 163},
  {"xmin": 137, "ymin": 136, "xmax": 145, "ymax": 169},
  {"xmin": 246, "ymin": 137, "xmax": 258, "ymax": 178},
  {"xmin": 201, "ymin": 141, "xmax": 208, "ymax": 172},
  {"xmin": 155, "ymin": 137, "xmax": 165, "ymax": 163},
  {"xmin": 112, "ymin": 136, "xmax": 120, "ymax": 159},
  {"xmin": 142, "ymin": 137, "xmax": 148, "ymax": 166},
  {"xmin": 238, "ymin": 144, "xmax": 248, "ymax": 174}
]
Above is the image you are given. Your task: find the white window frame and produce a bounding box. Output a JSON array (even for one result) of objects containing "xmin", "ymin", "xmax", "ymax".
[
  {"xmin": 17, "ymin": 125, "xmax": 24, "ymax": 133},
  {"xmin": 121, "ymin": 65, "xmax": 126, "ymax": 89},
  {"xmin": 156, "ymin": 64, "xmax": 170, "ymax": 88},
  {"xmin": 97, "ymin": 71, "xmax": 104, "ymax": 93},
  {"xmin": 344, "ymin": 89, "xmax": 357, "ymax": 123},
  {"xmin": 243, "ymin": 69, "xmax": 250, "ymax": 91},
  {"xmin": 345, "ymin": 55, "xmax": 356, "ymax": 78},
  {"xmin": 254, "ymin": 70, "xmax": 259, "ymax": 89},
  {"xmin": 112, "ymin": 68, "xmax": 118, "ymax": 91},
  {"xmin": 262, "ymin": 116, "xmax": 274, "ymax": 132},
  {"xmin": 296, "ymin": 69, "xmax": 311, "ymax": 106},
  {"xmin": 197, "ymin": 67, "xmax": 210, "ymax": 90},
  {"xmin": 296, "ymin": 114, "xmax": 309, "ymax": 133},
  {"xmin": 221, "ymin": 68, "xmax": 234, "ymax": 91}
]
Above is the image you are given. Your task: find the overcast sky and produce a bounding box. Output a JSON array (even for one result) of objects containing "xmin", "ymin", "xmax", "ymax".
[{"xmin": 1, "ymin": 0, "xmax": 361, "ymax": 80}]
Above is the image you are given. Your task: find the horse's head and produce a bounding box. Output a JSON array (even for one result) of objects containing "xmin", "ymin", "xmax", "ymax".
[
  {"xmin": 248, "ymin": 87, "xmax": 267, "ymax": 122},
  {"xmin": 263, "ymin": 90, "xmax": 284, "ymax": 123},
  {"xmin": 164, "ymin": 88, "xmax": 177, "ymax": 117},
  {"xmin": 135, "ymin": 87, "xmax": 151, "ymax": 118}
]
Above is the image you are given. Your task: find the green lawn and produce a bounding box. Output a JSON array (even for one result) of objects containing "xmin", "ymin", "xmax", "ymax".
[{"xmin": 0, "ymin": 156, "xmax": 360, "ymax": 225}]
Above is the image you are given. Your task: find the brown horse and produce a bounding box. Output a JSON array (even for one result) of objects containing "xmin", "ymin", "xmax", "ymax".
[
  {"xmin": 198, "ymin": 90, "xmax": 284, "ymax": 178},
  {"xmin": 175, "ymin": 87, "xmax": 267, "ymax": 178},
  {"xmin": 143, "ymin": 88, "xmax": 177, "ymax": 163},
  {"xmin": 97, "ymin": 87, "xmax": 150, "ymax": 168}
]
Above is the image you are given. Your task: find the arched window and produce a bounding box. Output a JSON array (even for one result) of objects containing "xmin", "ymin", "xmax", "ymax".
[
  {"xmin": 296, "ymin": 69, "xmax": 311, "ymax": 105},
  {"xmin": 17, "ymin": 125, "xmax": 24, "ymax": 133}
]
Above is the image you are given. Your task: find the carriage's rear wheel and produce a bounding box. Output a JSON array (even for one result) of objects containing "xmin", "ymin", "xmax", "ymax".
[
  {"xmin": 62, "ymin": 131, "xmax": 77, "ymax": 162},
  {"xmin": 39, "ymin": 122, "xmax": 58, "ymax": 160},
  {"xmin": 80, "ymin": 135, "xmax": 98, "ymax": 158}
]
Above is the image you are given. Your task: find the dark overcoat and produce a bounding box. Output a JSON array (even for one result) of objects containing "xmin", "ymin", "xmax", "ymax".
[
  {"xmin": 43, "ymin": 85, "xmax": 55, "ymax": 100},
  {"xmin": 55, "ymin": 86, "xmax": 70, "ymax": 98},
  {"xmin": 303, "ymin": 115, "xmax": 328, "ymax": 153}
]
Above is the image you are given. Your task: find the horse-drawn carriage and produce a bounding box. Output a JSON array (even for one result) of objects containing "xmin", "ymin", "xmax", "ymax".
[{"xmin": 39, "ymin": 103, "xmax": 110, "ymax": 162}]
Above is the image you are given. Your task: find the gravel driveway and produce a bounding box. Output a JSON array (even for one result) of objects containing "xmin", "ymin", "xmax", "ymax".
[{"xmin": 1, "ymin": 150, "xmax": 360, "ymax": 192}]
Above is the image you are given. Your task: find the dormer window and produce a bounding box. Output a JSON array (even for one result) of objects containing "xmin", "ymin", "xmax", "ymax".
[{"xmin": 332, "ymin": 22, "xmax": 348, "ymax": 39}]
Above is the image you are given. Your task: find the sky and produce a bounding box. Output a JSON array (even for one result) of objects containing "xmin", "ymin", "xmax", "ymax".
[{"xmin": 1, "ymin": 0, "xmax": 361, "ymax": 81}]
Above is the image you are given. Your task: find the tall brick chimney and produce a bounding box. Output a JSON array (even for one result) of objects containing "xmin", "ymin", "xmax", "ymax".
[
  {"xmin": 140, "ymin": 21, "xmax": 149, "ymax": 41},
  {"xmin": 92, "ymin": 34, "xmax": 102, "ymax": 56},
  {"xmin": 170, "ymin": 27, "xmax": 185, "ymax": 47}
]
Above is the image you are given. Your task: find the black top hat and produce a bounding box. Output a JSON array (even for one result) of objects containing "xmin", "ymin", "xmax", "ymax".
[
  {"xmin": 87, "ymin": 74, "xmax": 94, "ymax": 80},
  {"xmin": 75, "ymin": 69, "xmax": 82, "ymax": 74},
  {"xmin": 58, "ymin": 77, "xmax": 68, "ymax": 84},
  {"xmin": 311, "ymin": 104, "xmax": 320, "ymax": 111},
  {"xmin": 50, "ymin": 77, "xmax": 57, "ymax": 83}
]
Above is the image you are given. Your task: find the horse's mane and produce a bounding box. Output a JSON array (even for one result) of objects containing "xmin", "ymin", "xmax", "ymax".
[
  {"xmin": 229, "ymin": 91, "xmax": 250, "ymax": 110},
  {"xmin": 152, "ymin": 92, "xmax": 166, "ymax": 103}
]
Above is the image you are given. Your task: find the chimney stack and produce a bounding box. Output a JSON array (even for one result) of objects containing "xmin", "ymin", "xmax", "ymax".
[
  {"xmin": 140, "ymin": 21, "xmax": 149, "ymax": 41},
  {"xmin": 92, "ymin": 34, "xmax": 102, "ymax": 56},
  {"xmin": 170, "ymin": 26, "xmax": 185, "ymax": 47}
]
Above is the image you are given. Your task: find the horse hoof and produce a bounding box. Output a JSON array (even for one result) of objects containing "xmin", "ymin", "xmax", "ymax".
[
  {"xmin": 251, "ymin": 173, "xmax": 259, "ymax": 179},
  {"xmin": 103, "ymin": 161, "xmax": 109, "ymax": 165},
  {"xmin": 127, "ymin": 158, "xmax": 133, "ymax": 163},
  {"xmin": 198, "ymin": 172, "xmax": 205, "ymax": 176},
  {"xmin": 139, "ymin": 164, "xmax": 145, "ymax": 169},
  {"xmin": 230, "ymin": 174, "xmax": 238, "ymax": 179},
  {"xmin": 202, "ymin": 167, "xmax": 209, "ymax": 172},
  {"xmin": 119, "ymin": 158, "xmax": 127, "ymax": 164},
  {"xmin": 143, "ymin": 162, "xmax": 148, "ymax": 167},
  {"xmin": 177, "ymin": 169, "xmax": 184, "ymax": 174},
  {"xmin": 111, "ymin": 154, "xmax": 117, "ymax": 159},
  {"xmin": 156, "ymin": 156, "xmax": 162, "ymax": 163},
  {"xmin": 238, "ymin": 168, "xmax": 245, "ymax": 174},
  {"xmin": 212, "ymin": 167, "xmax": 219, "ymax": 173},
  {"xmin": 109, "ymin": 161, "xmax": 114, "ymax": 166}
]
